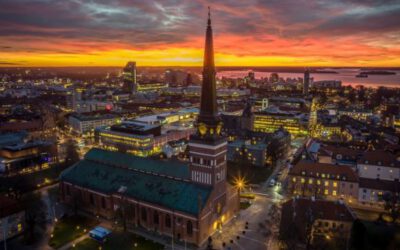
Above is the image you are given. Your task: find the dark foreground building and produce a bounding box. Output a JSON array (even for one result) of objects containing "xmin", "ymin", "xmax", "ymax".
[{"xmin": 59, "ymin": 10, "xmax": 239, "ymax": 246}]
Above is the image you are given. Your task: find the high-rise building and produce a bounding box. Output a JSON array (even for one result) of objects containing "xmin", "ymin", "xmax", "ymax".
[
  {"xmin": 303, "ymin": 68, "xmax": 310, "ymax": 95},
  {"xmin": 122, "ymin": 61, "xmax": 137, "ymax": 94}
]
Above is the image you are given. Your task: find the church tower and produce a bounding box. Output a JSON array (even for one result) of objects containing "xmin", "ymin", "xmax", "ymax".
[{"xmin": 189, "ymin": 8, "xmax": 227, "ymax": 196}]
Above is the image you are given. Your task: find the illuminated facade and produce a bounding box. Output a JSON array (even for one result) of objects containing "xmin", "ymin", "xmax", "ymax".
[
  {"xmin": 288, "ymin": 161, "xmax": 359, "ymax": 203},
  {"xmin": 311, "ymin": 123, "xmax": 342, "ymax": 140},
  {"xmin": 338, "ymin": 108, "xmax": 373, "ymax": 122},
  {"xmin": 68, "ymin": 113, "xmax": 121, "ymax": 136},
  {"xmin": 122, "ymin": 61, "xmax": 136, "ymax": 94},
  {"xmin": 95, "ymin": 121, "xmax": 194, "ymax": 157},
  {"xmin": 253, "ymin": 111, "xmax": 308, "ymax": 136},
  {"xmin": 136, "ymin": 82, "xmax": 168, "ymax": 92},
  {"xmin": 0, "ymin": 141, "xmax": 57, "ymax": 176}
]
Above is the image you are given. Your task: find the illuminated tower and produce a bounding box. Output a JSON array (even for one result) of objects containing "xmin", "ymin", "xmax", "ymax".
[
  {"xmin": 303, "ymin": 68, "xmax": 310, "ymax": 95},
  {"xmin": 189, "ymin": 8, "xmax": 227, "ymax": 196},
  {"xmin": 122, "ymin": 61, "xmax": 137, "ymax": 94}
]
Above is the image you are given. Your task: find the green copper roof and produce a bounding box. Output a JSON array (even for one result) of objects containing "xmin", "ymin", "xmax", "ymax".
[
  {"xmin": 85, "ymin": 148, "xmax": 190, "ymax": 180},
  {"xmin": 60, "ymin": 149, "xmax": 211, "ymax": 216}
]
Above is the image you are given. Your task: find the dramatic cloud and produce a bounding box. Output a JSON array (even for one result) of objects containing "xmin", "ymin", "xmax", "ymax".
[{"xmin": 0, "ymin": 0, "xmax": 399, "ymax": 66}]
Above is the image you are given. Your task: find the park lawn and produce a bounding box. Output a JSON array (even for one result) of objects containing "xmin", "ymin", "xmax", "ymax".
[
  {"xmin": 72, "ymin": 231, "xmax": 164, "ymax": 250},
  {"xmin": 49, "ymin": 215, "xmax": 98, "ymax": 249},
  {"xmin": 227, "ymin": 161, "xmax": 273, "ymax": 184}
]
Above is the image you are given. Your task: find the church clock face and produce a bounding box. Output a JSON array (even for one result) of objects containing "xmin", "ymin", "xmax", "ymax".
[{"xmin": 198, "ymin": 123, "xmax": 207, "ymax": 136}]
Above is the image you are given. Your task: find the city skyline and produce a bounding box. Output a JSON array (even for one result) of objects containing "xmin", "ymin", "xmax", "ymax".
[{"xmin": 1, "ymin": 0, "xmax": 400, "ymax": 67}]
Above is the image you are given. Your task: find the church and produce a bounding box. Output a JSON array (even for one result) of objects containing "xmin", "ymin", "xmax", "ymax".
[{"xmin": 59, "ymin": 10, "xmax": 239, "ymax": 246}]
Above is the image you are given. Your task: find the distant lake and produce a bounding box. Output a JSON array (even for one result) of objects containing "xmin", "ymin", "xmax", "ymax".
[{"xmin": 217, "ymin": 69, "xmax": 400, "ymax": 88}]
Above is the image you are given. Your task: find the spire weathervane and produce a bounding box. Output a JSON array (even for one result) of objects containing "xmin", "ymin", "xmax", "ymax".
[{"xmin": 208, "ymin": 6, "xmax": 211, "ymax": 26}]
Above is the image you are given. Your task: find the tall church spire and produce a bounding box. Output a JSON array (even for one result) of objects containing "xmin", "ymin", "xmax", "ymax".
[{"xmin": 198, "ymin": 7, "xmax": 219, "ymax": 127}]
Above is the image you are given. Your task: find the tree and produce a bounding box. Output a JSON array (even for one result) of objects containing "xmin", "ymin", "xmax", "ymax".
[
  {"xmin": 21, "ymin": 193, "xmax": 47, "ymax": 244},
  {"xmin": 383, "ymin": 191, "xmax": 400, "ymax": 223},
  {"xmin": 206, "ymin": 236, "xmax": 213, "ymax": 250},
  {"xmin": 65, "ymin": 139, "xmax": 80, "ymax": 165}
]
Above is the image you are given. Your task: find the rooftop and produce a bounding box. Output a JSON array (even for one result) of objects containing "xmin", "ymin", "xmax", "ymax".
[
  {"xmin": 280, "ymin": 198, "xmax": 355, "ymax": 243},
  {"xmin": 61, "ymin": 149, "xmax": 210, "ymax": 216},
  {"xmin": 69, "ymin": 113, "xmax": 120, "ymax": 122},
  {"xmin": 84, "ymin": 148, "xmax": 190, "ymax": 180},
  {"xmin": 289, "ymin": 161, "xmax": 359, "ymax": 182},
  {"xmin": 358, "ymin": 150, "xmax": 400, "ymax": 168}
]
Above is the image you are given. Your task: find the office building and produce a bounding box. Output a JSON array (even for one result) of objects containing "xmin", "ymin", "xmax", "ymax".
[
  {"xmin": 122, "ymin": 61, "xmax": 137, "ymax": 94},
  {"xmin": 68, "ymin": 113, "xmax": 121, "ymax": 136}
]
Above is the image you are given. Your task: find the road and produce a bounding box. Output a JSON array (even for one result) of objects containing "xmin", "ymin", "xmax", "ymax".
[{"xmin": 210, "ymin": 191, "xmax": 285, "ymax": 250}]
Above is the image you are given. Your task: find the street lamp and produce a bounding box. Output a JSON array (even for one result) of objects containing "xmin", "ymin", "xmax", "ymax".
[{"xmin": 233, "ymin": 175, "xmax": 247, "ymax": 194}]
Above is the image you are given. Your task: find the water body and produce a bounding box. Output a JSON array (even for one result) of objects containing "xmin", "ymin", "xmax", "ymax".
[{"xmin": 218, "ymin": 69, "xmax": 400, "ymax": 88}]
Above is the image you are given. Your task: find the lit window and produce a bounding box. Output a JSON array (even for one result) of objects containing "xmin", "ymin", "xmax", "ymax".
[
  {"xmin": 333, "ymin": 182, "xmax": 337, "ymax": 187},
  {"xmin": 317, "ymin": 180, "xmax": 321, "ymax": 185},
  {"xmin": 301, "ymin": 178, "xmax": 305, "ymax": 183},
  {"xmin": 308, "ymin": 179, "xmax": 313, "ymax": 184},
  {"xmin": 292, "ymin": 177, "xmax": 296, "ymax": 182},
  {"xmin": 324, "ymin": 190, "xmax": 329, "ymax": 195},
  {"xmin": 324, "ymin": 181, "xmax": 329, "ymax": 186},
  {"xmin": 333, "ymin": 191, "xmax": 337, "ymax": 196}
]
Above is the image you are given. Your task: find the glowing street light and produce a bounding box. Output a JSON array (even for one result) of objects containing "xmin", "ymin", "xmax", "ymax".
[{"xmin": 233, "ymin": 175, "xmax": 247, "ymax": 194}]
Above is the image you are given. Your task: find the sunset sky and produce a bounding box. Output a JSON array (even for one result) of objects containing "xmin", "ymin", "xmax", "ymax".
[{"xmin": 1, "ymin": 0, "xmax": 400, "ymax": 67}]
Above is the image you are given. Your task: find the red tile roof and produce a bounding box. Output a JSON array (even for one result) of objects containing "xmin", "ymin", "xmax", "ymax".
[
  {"xmin": 289, "ymin": 160, "xmax": 359, "ymax": 182},
  {"xmin": 279, "ymin": 198, "xmax": 356, "ymax": 242},
  {"xmin": 358, "ymin": 150, "xmax": 400, "ymax": 168}
]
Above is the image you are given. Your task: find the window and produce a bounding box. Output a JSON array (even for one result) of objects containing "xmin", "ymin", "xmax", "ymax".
[
  {"xmin": 292, "ymin": 177, "xmax": 296, "ymax": 182},
  {"xmin": 308, "ymin": 179, "xmax": 313, "ymax": 184},
  {"xmin": 187, "ymin": 221, "xmax": 193, "ymax": 236},
  {"xmin": 165, "ymin": 215, "xmax": 171, "ymax": 228},
  {"xmin": 333, "ymin": 182, "xmax": 337, "ymax": 187},
  {"xmin": 101, "ymin": 197, "xmax": 106, "ymax": 209},
  {"xmin": 324, "ymin": 190, "xmax": 329, "ymax": 195},
  {"xmin": 90, "ymin": 193, "xmax": 95, "ymax": 206},
  {"xmin": 324, "ymin": 181, "xmax": 329, "ymax": 187},
  {"xmin": 333, "ymin": 191, "xmax": 337, "ymax": 196},
  {"xmin": 141, "ymin": 207, "xmax": 147, "ymax": 221},
  {"xmin": 301, "ymin": 178, "xmax": 305, "ymax": 184},
  {"xmin": 66, "ymin": 185, "xmax": 70, "ymax": 196},
  {"xmin": 154, "ymin": 212, "xmax": 159, "ymax": 225}
]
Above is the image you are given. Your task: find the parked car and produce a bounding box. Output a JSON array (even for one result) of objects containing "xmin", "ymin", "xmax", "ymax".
[{"xmin": 268, "ymin": 179, "xmax": 276, "ymax": 187}]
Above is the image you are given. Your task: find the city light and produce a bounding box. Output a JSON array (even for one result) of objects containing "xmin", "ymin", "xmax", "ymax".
[{"xmin": 0, "ymin": 3, "xmax": 398, "ymax": 250}]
